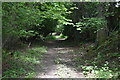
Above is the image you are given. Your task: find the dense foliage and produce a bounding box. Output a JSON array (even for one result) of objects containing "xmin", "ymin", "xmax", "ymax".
[
  {"xmin": 2, "ymin": 2, "xmax": 120, "ymax": 78},
  {"xmin": 2, "ymin": 2, "xmax": 72, "ymax": 49}
]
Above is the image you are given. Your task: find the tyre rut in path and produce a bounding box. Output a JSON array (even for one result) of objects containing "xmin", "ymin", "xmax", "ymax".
[{"xmin": 35, "ymin": 40, "xmax": 86, "ymax": 78}]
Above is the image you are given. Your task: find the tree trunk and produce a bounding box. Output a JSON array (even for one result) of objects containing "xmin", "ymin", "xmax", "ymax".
[{"xmin": 96, "ymin": 2, "xmax": 108, "ymax": 45}]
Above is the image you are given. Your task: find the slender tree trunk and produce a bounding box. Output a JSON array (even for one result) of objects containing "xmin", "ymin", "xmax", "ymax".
[{"xmin": 96, "ymin": 2, "xmax": 108, "ymax": 45}]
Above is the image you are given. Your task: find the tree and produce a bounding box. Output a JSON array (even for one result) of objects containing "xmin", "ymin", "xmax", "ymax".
[
  {"xmin": 2, "ymin": 2, "xmax": 72, "ymax": 48},
  {"xmin": 96, "ymin": 2, "xmax": 108, "ymax": 45}
]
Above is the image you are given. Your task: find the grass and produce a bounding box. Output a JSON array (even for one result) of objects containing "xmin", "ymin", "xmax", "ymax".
[{"xmin": 2, "ymin": 46, "xmax": 47, "ymax": 78}]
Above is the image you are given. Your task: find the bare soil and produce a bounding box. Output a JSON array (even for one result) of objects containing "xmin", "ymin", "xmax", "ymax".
[{"xmin": 34, "ymin": 40, "xmax": 93, "ymax": 78}]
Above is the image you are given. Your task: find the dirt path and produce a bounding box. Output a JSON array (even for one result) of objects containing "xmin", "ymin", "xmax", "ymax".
[{"xmin": 34, "ymin": 40, "xmax": 87, "ymax": 78}]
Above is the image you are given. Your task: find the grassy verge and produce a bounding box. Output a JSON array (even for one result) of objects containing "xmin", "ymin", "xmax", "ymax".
[{"xmin": 2, "ymin": 46, "xmax": 47, "ymax": 78}]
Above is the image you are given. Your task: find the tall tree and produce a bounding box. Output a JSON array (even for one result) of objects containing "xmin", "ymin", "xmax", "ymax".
[{"xmin": 96, "ymin": 2, "xmax": 108, "ymax": 45}]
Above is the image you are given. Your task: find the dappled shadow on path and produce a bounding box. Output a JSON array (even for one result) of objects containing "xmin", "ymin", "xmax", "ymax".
[{"xmin": 35, "ymin": 40, "xmax": 93, "ymax": 78}]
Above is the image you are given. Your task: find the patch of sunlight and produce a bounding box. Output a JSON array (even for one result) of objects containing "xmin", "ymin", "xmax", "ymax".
[
  {"xmin": 53, "ymin": 47, "xmax": 74, "ymax": 54},
  {"xmin": 25, "ymin": 72, "xmax": 36, "ymax": 78},
  {"xmin": 36, "ymin": 64, "xmax": 85, "ymax": 78},
  {"xmin": 80, "ymin": 65, "xmax": 114, "ymax": 78},
  {"xmin": 27, "ymin": 47, "xmax": 47, "ymax": 54},
  {"xmin": 85, "ymin": 0, "xmax": 91, "ymax": 1},
  {"xmin": 57, "ymin": 50, "xmax": 73, "ymax": 54},
  {"xmin": 55, "ymin": 34, "xmax": 68, "ymax": 40},
  {"xmin": 54, "ymin": 47, "xmax": 73, "ymax": 51},
  {"xmin": 94, "ymin": 70, "xmax": 113, "ymax": 78},
  {"xmin": 20, "ymin": 56, "xmax": 40, "ymax": 64},
  {"xmin": 60, "ymin": 58, "xmax": 71, "ymax": 62},
  {"xmin": 54, "ymin": 57, "xmax": 72, "ymax": 64},
  {"xmin": 52, "ymin": 64, "xmax": 84, "ymax": 78},
  {"xmin": 53, "ymin": 48, "xmax": 66, "ymax": 50}
]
